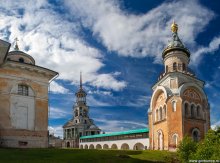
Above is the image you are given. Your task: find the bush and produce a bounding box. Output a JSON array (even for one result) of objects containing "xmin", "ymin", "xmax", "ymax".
[
  {"xmin": 177, "ymin": 136, "xmax": 197, "ymax": 163},
  {"xmin": 177, "ymin": 127, "xmax": 220, "ymax": 162},
  {"xmin": 193, "ymin": 128, "xmax": 220, "ymax": 160}
]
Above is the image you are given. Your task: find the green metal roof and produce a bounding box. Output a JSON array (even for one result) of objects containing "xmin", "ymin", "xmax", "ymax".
[{"xmin": 80, "ymin": 128, "xmax": 149, "ymax": 139}]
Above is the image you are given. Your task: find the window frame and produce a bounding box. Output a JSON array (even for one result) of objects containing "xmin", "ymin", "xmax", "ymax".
[{"xmin": 18, "ymin": 84, "xmax": 29, "ymax": 96}]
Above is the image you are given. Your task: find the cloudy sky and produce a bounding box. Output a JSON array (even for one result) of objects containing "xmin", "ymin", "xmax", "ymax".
[{"xmin": 0, "ymin": 0, "xmax": 220, "ymax": 137}]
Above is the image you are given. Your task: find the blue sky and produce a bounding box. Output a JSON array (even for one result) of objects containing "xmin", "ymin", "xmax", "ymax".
[{"xmin": 0, "ymin": 0, "xmax": 220, "ymax": 137}]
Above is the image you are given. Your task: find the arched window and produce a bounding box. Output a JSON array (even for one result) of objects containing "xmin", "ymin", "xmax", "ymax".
[
  {"xmin": 163, "ymin": 106, "xmax": 166, "ymax": 119},
  {"xmin": 197, "ymin": 106, "xmax": 200, "ymax": 118},
  {"xmin": 75, "ymin": 110, "xmax": 78, "ymax": 117},
  {"xmin": 172, "ymin": 134, "xmax": 178, "ymax": 148},
  {"xmin": 166, "ymin": 65, "xmax": 168, "ymax": 73},
  {"xmin": 192, "ymin": 128, "xmax": 200, "ymax": 142},
  {"xmin": 173, "ymin": 62, "xmax": 177, "ymax": 71},
  {"xmin": 83, "ymin": 110, "xmax": 87, "ymax": 116},
  {"xmin": 79, "ymin": 107, "xmax": 82, "ymax": 116},
  {"xmin": 191, "ymin": 104, "xmax": 195, "ymax": 118},
  {"xmin": 156, "ymin": 109, "xmax": 159, "ymax": 122},
  {"xmin": 157, "ymin": 130, "xmax": 164, "ymax": 150},
  {"xmin": 19, "ymin": 57, "xmax": 24, "ymax": 63},
  {"xmin": 172, "ymin": 101, "xmax": 176, "ymax": 112},
  {"xmin": 159, "ymin": 107, "xmax": 162, "ymax": 121},
  {"xmin": 182, "ymin": 63, "xmax": 186, "ymax": 71},
  {"xmin": 184, "ymin": 103, "xmax": 189, "ymax": 117},
  {"xmin": 18, "ymin": 84, "xmax": 28, "ymax": 96}
]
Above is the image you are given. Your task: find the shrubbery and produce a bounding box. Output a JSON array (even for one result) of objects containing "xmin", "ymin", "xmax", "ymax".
[
  {"xmin": 177, "ymin": 127, "xmax": 220, "ymax": 162},
  {"xmin": 177, "ymin": 136, "xmax": 197, "ymax": 162}
]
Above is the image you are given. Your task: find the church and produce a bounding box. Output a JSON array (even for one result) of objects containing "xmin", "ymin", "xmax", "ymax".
[
  {"xmin": 148, "ymin": 21, "xmax": 210, "ymax": 150},
  {"xmin": 0, "ymin": 39, "xmax": 58, "ymax": 148},
  {"xmin": 78, "ymin": 22, "xmax": 210, "ymax": 151},
  {"xmin": 63, "ymin": 73, "xmax": 101, "ymax": 148}
]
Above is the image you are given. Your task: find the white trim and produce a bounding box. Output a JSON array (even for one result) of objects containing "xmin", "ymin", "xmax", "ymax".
[{"xmin": 150, "ymin": 86, "xmax": 169, "ymax": 111}]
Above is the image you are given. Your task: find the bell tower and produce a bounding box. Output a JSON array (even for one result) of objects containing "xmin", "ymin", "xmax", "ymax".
[
  {"xmin": 148, "ymin": 22, "xmax": 210, "ymax": 151},
  {"xmin": 63, "ymin": 72, "xmax": 101, "ymax": 148},
  {"xmin": 73, "ymin": 72, "xmax": 89, "ymax": 129}
]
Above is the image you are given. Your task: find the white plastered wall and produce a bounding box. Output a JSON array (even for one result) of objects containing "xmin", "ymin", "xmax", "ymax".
[{"xmin": 80, "ymin": 138, "xmax": 149, "ymax": 150}]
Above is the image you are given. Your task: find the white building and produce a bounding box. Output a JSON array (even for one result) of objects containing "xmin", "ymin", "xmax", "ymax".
[{"xmin": 79, "ymin": 128, "xmax": 149, "ymax": 150}]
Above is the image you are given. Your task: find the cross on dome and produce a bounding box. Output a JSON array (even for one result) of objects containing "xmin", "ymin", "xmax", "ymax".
[
  {"xmin": 14, "ymin": 37, "xmax": 19, "ymax": 51},
  {"xmin": 171, "ymin": 20, "xmax": 178, "ymax": 33}
]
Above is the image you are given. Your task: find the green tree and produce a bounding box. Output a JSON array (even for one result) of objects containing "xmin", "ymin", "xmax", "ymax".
[
  {"xmin": 177, "ymin": 127, "xmax": 220, "ymax": 162},
  {"xmin": 177, "ymin": 136, "xmax": 197, "ymax": 163},
  {"xmin": 193, "ymin": 127, "xmax": 220, "ymax": 160}
]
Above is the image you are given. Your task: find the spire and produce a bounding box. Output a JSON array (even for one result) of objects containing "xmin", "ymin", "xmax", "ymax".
[
  {"xmin": 14, "ymin": 37, "xmax": 19, "ymax": 51},
  {"xmin": 75, "ymin": 71, "xmax": 87, "ymax": 105},
  {"xmin": 80, "ymin": 71, "xmax": 82, "ymax": 89}
]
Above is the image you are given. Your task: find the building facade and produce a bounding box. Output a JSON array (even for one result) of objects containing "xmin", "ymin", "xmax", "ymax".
[
  {"xmin": 79, "ymin": 128, "xmax": 149, "ymax": 150},
  {"xmin": 148, "ymin": 22, "xmax": 210, "ymax": 150},
  {"xmin": 0, "ymin": 39, "xmax": 58, "ymax": 148},
  {"xmin": 63, "ymin": 73, "xmax": 101, "ymax": 148}
]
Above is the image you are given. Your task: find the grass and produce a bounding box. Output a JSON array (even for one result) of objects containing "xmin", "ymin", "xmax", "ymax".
[{"xmin": 0, "ymin": 148, "xmax": 178, "ymax": 163}]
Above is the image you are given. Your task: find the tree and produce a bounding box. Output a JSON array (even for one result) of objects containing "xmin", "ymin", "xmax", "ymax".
[
  {"xmin": 177, "ymin": 136, "xmax": 197, "ymax": 163},
  {"xmin": 193, "ymin": 128, "xmax": 220, "ymax": 160},
  {"xmin": 177, "ymin": 127, "xmax": 220, "ymax": 162}
]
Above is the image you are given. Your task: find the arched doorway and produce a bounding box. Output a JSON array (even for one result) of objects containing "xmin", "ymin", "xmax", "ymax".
[
  {"xmin": 96, "ymin": 144, "xmax": 102, "ymax": 149},
  {"xmin": 89, "ymin": 144, "xmax": 94, "ymax": 149},
  {"xmin": 80, "ymin": 145, "xmax": 83, "ymax": 149},
  {"xmin": 133, "ymin": 143, "xmax": 144, "ymax": 150},
  {"xmin": 85, "ymin": 144, "xmax": 88, "ymax": 149},
  {"xmin": 103, "ymin": 144, "xmax": 109, "ymax": 149},
  {"xmin": 111, "ymin": 144, "xmax": 118, "ymax": 149},
  {"xmin": 121, "ymin": 143, "xmax": 129, "ymax": 150},
  {"xmin": 66, "ymin": 142, "xmax": 70, "ymax": 148},
  {"xmin": 157, "ymin": 130, "xmax": 164, "ymax": 150}
]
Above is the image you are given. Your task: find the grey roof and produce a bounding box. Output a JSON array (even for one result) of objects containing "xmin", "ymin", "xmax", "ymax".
[{"xmin": 162, "ymin": 30, "xmax": 190, "ymax": 58}]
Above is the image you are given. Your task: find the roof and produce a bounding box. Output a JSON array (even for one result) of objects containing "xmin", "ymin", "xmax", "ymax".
[
  {"xmin": 0, "ymin": 39, "xmax": 11, "ymax": 65},
  {"xmin": 8, "ymin": 50, "xmax": 36, "ymax": 65},
  {"xmin": 80, "ymin": 128, "xmax": 149, "ymax": 139},
  {"xmin": 162, "ymin": 22, "xmax": 190, "ymax": 59}
]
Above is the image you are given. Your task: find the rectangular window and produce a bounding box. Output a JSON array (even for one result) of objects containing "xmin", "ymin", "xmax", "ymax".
[{"xmin": 18, "ymin": 85, "xmax": 28, "ymax": 96}]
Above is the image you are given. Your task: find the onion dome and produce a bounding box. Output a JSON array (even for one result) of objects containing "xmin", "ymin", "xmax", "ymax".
[
  {"xmin": 162, "ymin": 21, "xmax": 190, "ymax": 59},
  {"xmin": 7, "ymin": 38, "xmax": 35, "ymax": 65}
]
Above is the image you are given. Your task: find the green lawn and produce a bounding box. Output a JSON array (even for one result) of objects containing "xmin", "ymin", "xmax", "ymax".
[{"xmin": 0, "ymin": 148, "xmax": 178, "ymax": 163}]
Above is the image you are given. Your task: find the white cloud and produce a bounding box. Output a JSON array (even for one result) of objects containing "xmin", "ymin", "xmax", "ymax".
[
  {"xmin": 211, "ymin": 120, "xmax": 220, "ymax": 130},
  {"xmin": 87, "ymin": 96, "xmax": 111, "ymax": 107},
  {"xmin": 91, "ymin": 73, "xmax": 127, "ymax": 91},
  {"xmin": 64, "ymin": 0, "xmax": 214, "ymax": 63},
  {"xmin": 0, "ymin": 1, "xmax": 126, "ymax": 91},
  {"xmin": 49, "ymin": 107, "xmax": 69, "ymax": 119},
  {"xmin": 88, "ymin": 90, "xmax": 112, "ymax": 96},
  {"xmin": 192, "ymin": 36, "xmax": 220, "ymax": 64},
  {"xmin": 50, "ymin": 81, "xmax": 69, "ymax": 94},
  {"xmin": 94, "ymin": 118, "xmax": 147, "ymax": 133},
  {"xmin": 48, "ymin": 125, "xmax": 63, "ymax": 138},
  {"xmin": 126, "ymin": 95, "xmax": 151, "ymax": 107}
]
